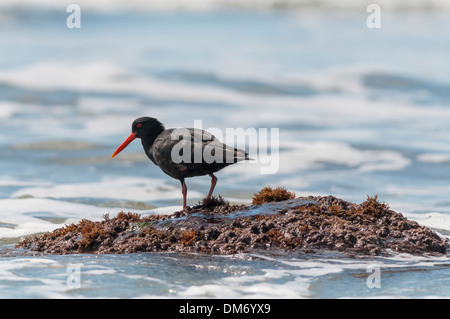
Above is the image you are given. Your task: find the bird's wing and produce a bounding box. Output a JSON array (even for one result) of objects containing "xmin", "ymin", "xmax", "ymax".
[
  {"xmin": 190, "ymin": 128, "xmax": 249, "ymax": 164},
  {"xmin": 151, "ymin": 128, "xmax": 249, "ymax": 178}
]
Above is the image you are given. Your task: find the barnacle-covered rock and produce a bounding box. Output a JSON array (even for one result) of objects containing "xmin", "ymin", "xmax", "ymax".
[{"xmin": 17, "ymin": 191, "xmax": 449, "ymax": 257}]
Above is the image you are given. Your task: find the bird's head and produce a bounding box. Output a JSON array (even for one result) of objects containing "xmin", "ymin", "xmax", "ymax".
[{"xmin": 111, "ymin": 117, "xmax": 165, "ymax": 158}]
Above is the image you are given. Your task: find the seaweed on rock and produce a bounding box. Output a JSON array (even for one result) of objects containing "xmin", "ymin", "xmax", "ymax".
[{"xmin": 16, "ymin": 189, "xmax": 449, "ymax": 256}]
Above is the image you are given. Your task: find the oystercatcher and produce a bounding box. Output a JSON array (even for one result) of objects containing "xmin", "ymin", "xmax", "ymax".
[{"xmin": 111, "ymin": 117, "xmax": 249, "ymax": 210}]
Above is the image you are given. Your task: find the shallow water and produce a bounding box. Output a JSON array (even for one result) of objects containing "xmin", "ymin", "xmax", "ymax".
[
  {"xmin": 1, "ymin": 248, "xmax": 449, "ymax": 299},
  {"xmin": 0, "ymin": 1, "xmax": 449, "ymax": 298}
]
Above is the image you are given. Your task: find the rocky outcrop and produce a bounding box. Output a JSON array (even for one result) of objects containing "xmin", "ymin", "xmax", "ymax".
[{"xmin": 17, "ymin": 195, "xmax": 449, "ymax": 256}]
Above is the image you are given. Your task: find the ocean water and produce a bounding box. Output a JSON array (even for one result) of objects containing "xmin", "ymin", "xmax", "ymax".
[{"xmin": 0, "ymin": 1, "xmax": 450, "ymax": 298}]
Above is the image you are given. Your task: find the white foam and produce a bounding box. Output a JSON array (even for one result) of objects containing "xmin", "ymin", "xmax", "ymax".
[
  {"xmin": 176, "ymin": 267, "xmax": 312, "ymax": 298},
  {"xmin": 143, "ymin": 206, "xmax": 184, "ymax": 216},
  {"xmin": 173, "ymin": 251, "xmax": 450, "ymax": 299},
  {"xmin": 0, "ymin": 102, "xmax": 16, "ymax": 119},
  {"xmin": 2, "ymin": 62, "xmax": 446, "ymax": 128},
  {"xmin": 0, "ymin": 62, "xmax": 257, "ymax": 106},
  {"xmin": 0, "ymin": 258, "xmax": 61, "ymax": 281},
  {"xmin": 384, "ymin": 185, "xmax": 450, "ymax": 206},
  {"xmin": 0, "ymin": 198, "xmax": 112, "ymax": 239},
  {"xmin": 3, "ymin": 179, "xmax": 190, "ymax": 240},
  {"xmin": 0, "ymin": 257, "xmax": 74, "ymax": 298},
  {"xmin": 218, "ymin": 141, "xmax": 411, "ymax": 186},
  {"xmin": 417, "ymin": 153, "xmax": 450, "ymax": 164},
  {"xmin": 82, "ymin": 269, "xmax": 117, "ymax": 276},
  {"xmin": 2, "ymin": 62, "xmax": 449, "ymax": 143},
  {"xmin": 404, "ymin": 212, "xmax": 450, "ymax": 233},
  {"xmin": 11, "ymin": 176, "xmax": 202, "ymax": 202},
  {"xmin": 274, "ymin": 141, "xmax": 410, "ymax": 173}
]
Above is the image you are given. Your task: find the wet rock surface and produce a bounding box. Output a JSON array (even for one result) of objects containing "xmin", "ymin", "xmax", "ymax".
[{"xmin": 17, "ymin": 195, "xmax": 449, "ymax": 256}]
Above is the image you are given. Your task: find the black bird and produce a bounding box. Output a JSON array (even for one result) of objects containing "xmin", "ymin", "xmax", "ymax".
[{"xmin": 111, "ymin": 117, "xmax": 250, "ymax": 210}]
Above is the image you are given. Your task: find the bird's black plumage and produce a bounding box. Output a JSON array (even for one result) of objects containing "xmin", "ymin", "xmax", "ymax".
[{"xmin": 112, "ymin": 117, "xmax": 249, "ymax": 209}]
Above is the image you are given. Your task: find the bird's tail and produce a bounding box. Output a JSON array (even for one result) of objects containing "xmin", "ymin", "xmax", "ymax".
[{"xmin": 234, "ymin": 149, "xmax": 253, "ymax": 162}]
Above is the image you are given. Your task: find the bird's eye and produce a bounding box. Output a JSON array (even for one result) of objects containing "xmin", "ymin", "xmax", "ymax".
[{"xmin": 136, "ymin": 123, "xmax": 142, "ymax": 128}]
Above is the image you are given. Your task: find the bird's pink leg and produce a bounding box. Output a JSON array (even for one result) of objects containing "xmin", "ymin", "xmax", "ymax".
[
  {"xmin": 181, "ymin": 179, "xmax": 187, "ymax": 210},
  {"xmin": 207, "ymin": 174, "xmax": 217, "ymax": 199}
]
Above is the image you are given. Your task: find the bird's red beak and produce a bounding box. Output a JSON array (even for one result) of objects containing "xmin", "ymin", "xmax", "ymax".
[{"xmin": 111, "ymin": 133, "xmax": 136, "ymax": 158}]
